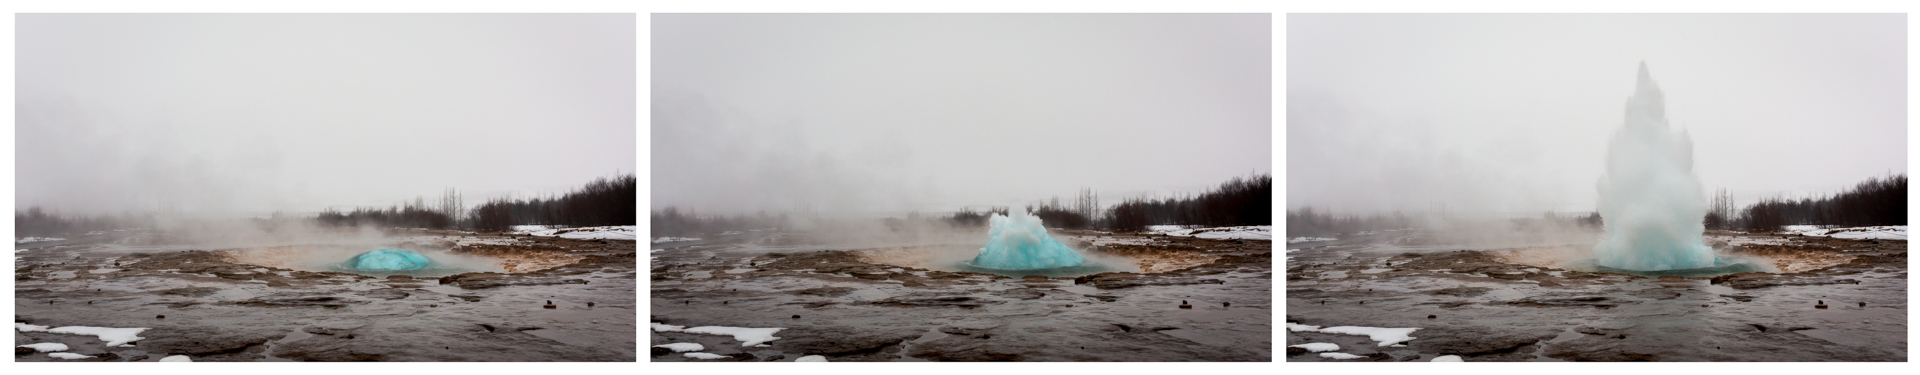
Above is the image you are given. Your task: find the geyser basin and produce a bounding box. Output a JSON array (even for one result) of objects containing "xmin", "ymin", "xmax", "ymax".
[
  {"xmin": 222, "ymin": 244, "xmax": 508, "ymax": 278},
  {"xmin": 859, "ymin": 244, "xmax": 1141, "ymax": 278},
  {"xmin": 1563, "ymin": 254, "xmax": 1775, "ymax": 278},
  {"xmin": 968, "ymin": 210, "xmax": 1087, "ymax": 270},
  {"xmin": 347, "ymin": 249, "xmax": 432, "ymax": 271}
]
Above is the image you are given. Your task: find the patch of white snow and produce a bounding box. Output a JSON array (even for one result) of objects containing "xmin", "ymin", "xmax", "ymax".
[
  {"xmin": 653, "ymin": 343, "xmax": 704, "ymax": 352},
  {"xmin": 1289, "ymin": 343, "xmax": 1339, "ymax": 352},
  {"xmin": 18, "ymin": 343, "xmax": 69, "ymax": 352},
  {"xmin": 1319, "ymin": 352, "xmax": 1364, "ymax": 360},
  {"xmin": 682, "ymin": 326, "xmax": 785, "ymax": 346}
]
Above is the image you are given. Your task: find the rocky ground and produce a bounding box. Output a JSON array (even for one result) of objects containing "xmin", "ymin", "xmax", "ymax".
[
  {"xmin": 1284, "ymin": 231, "xmax": 1906, "ymax": 361},
  {"xmin": 648, "ymin": 231, "xmax": 1273, "ymax": 361},
  {"xmin": 14, "ymin": 231, "xmax": 637, "ymax": 361}
]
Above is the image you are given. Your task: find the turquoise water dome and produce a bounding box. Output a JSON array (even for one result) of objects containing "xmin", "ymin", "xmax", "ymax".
[
  {"xmin": 968, "ymin": 210, "xmax": 1087, "ymax": 270},
  {"xmin": 348, "ymin": 249, "xmax": 432, "ymax": 271}
]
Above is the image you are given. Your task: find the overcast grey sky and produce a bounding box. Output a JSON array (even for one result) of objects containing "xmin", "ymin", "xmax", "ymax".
[
  {"xmin": 653, "ymin": 14, "xmax": 1271, "ymax": 215},
  {"xmin": 16, "ymin": 14, "xmax": 636, "ymax": 215},
  {"xmin": 1289, "ymin": 14, "xmax": 1905, "ymax": 216}
]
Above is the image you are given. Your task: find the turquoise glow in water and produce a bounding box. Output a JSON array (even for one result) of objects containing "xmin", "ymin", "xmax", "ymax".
[
  {"xmin": 347, "ymin": 249, "xmax": 432, "ymax": 271},
  {"xmin": 968, "ymin": 210, "xmax": 1087, "ymax": 270}
]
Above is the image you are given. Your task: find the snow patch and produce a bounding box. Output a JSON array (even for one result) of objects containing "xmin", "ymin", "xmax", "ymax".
[
  {"xmin": 1289, "ymin": 343, "xmax": 1339, "ymax": 352},
  {"xmin": 49, "ymin": 352, "xmax": 96, "ymax": 359},
  {"xmin": 42, "ymin": 326, "xmax": 151, "ymax": 346},
  {"xmin": 653, "ymin": 343, "xmax": 704, "ymax": 352},
  {"xmin": 1317, "ymin": 326, "xmax": 1421, "ymax": 347},
  {"xmin": 18, "ymin": 343, "xmax": 69, "ymax": 352},
  {"xmin": 159, "ymin": 355, "xmax": 192, "ymax": 362},
  {"xmin": 515, "ymin": 225, "xmax": 637, "ymax": 240},
  {"xmin": 682, "ymin": 352, "xmax": 728, "ymax": 360},
  {"xmin": 1432, "ymin": 355, "xmax": 1463, "ymax": 362},
  {"xmin": 653, "ymin": 237, "xmax": 702, "ymax": 243},
  {"xmin": 795, "ymin": 355, "xmax": 828, "ymax": 362},
  {"xmin": 1319, "ymin": 352, "xmax": 1364, "ymax": 360},
  {"xmin": 1150, "ymin": 225, "xmax": 1273, "ymax": 240},
  {"xmin": 1783, "ymin": 225, "xmax": 1907, "ymax": 240},
  {"xmin": 651, "ymin": 322, "xmax": 686, "ymax": 332},
  {"xmin": 16, "ymin": 237, "xmax": 65, "ymax": 243},
  {"xmin": 1289, "ymin": 237, "xmax": 1337, "ymax": 243},
  {"xmin": 1288, "ymin": 323, "xmax": 1421, "ymax": 346},
  {"xmin": 681, "ymin": 326, "xmax": 785, "ymax": 346}
]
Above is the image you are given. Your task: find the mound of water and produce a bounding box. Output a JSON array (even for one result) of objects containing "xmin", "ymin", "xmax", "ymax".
[
  {"xmin": 347, "ymin": 249, "xmax": 432, "ymax": 271},
  {"xmin": 1593, "ymin": 63, "xmax": 1716, "ymax": 271},
  {"xmin": 968, "ymin": 210, "xmax": 1087, "ymax": 270}
]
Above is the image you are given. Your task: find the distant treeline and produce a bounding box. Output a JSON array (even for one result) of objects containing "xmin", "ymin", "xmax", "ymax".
[
  {"xmin": 1285, "ymin": 208, "xmax": 1416, "ymax": 238},
  {"xmin": 14, "ymin": 207, "xmax": 156, "ymax": 238},
  {"xmin": 1711, "ymin": 173, "xmax": 1906, "ymax": 232},
  {"xmin": 647, "ymin": 173, "xmax": 1271, "ymax": 237},
  {"xmin": 465, "ymin": 174, "xmax": 638, "ymax": 232},
  {"xmin": 315, "ymin": 205, "xmax": 453, "ymax": 229},
  {"xmin": 318, "ymin": 173, "xmax": 634, "ymax": 231},
  {"xmin": 649, "ymin": 208, "xmax": 790, "ymax": 238},
  {"xmin": 1104, "ymin": 173, "xmax": 1272, "ymax": 232}
]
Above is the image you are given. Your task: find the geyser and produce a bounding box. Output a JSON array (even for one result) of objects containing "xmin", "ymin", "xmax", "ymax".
[
  {"xmin": 1593, "ymin": 63, "xmax": 1717, "ymax": 271},
  {"xmin": 967, "ymin": 210, "xmax": 1087, "ymax": 270},
  {"xmin": 346, "ymin": 249, "xmax": 432, "ymax": 271}
]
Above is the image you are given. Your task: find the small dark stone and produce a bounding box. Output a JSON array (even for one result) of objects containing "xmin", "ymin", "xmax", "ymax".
[
  {"xmin": 652, "ymin": 347, "xmax": 672, "ymax": 357},
  {"xmin": 1428, "ymin": 315, "xmax": 1436, "ymax": 319},
  {"xmin": 1860, "ymin": 302, "xmax": 1867, "ymax": 307},
  {"xmin": 429, "ymin": 304, "xmax": 438, "ymax": 307},
  {"xmin": 587, "ymin": 302, "xmax": 595, "ymax": 307},
  {"xmin": 156, "ymin": 315, "xmax": 165, "ymax": 319},
  {"xmin": 1223, "ymin": 302, "xmax": 1230, "ymax": 307},
  {"xmin": 17, "ymin": 346, "xmax": 35, "ymax": 356},
  {"xmin": 792, "ymin": 315, "xmax": 801, "ymax": 319}
]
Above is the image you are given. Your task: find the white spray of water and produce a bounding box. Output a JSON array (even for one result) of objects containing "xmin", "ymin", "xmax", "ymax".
[{"xmin": 1593, "ymin": 63, "xmax": 1716, "ymax": 271}]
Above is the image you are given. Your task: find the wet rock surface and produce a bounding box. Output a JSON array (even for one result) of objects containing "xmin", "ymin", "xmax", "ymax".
[
  {"xmin": 15, "ymin": 232, "xmax": 637, "ymax": 361},
  {"xmin": 1286, "ymin": 231, "xmax": 1905, "ymax": 361},
  {"xmin": 650, "ymin": 231, "xmax": 1272, "ymax": 361}
]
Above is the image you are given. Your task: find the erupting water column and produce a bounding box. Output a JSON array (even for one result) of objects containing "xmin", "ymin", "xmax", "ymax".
[
  {"xmin": 969, "ymin": 210, "xmax": 1087, "ymax": 270},
  {"xmin": 1593, "ymin": 63, "xmax": 1717, "ymax": 271}
]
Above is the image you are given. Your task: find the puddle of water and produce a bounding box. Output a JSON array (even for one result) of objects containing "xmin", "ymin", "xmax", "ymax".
[
  {"xmin": 1359, "ymin": 268, "xmax": 1391, "ymax": 274},
  {"xmin": 260, "ymin": 326, "xmax": 316, "ymax": 362},
  {"xmin": 893, "ymin": 326, "xmax": 949, "ymax": 362},
  {"xmin": 1160, "ymin": 328, "xmax": 1243, "ymax": 347},
  {"xmin": 89, "ymin": 268, "xmax": 121, "ymax": 274},
  {"xmin": 844, "ymin": 289, "xmax": 890, "ymax": 301}
]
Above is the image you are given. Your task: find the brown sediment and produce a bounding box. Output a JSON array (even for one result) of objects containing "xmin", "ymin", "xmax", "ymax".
[{"xmin": 451, "ymin": 242, "xmax": 584, "ymax": 273}]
